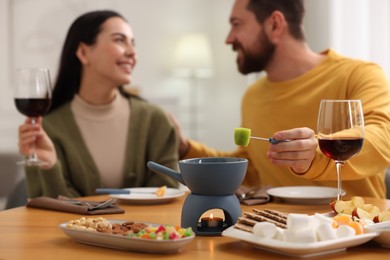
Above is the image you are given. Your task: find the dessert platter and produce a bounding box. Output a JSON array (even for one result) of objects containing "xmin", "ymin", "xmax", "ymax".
[
  {"xmin": 223, "ymin": 196, "xmax": 390, "ymax": 257},
  {"xmin": 59, "ymin": 217, "xmax": 195, "ymax": 253},
  {"xmin": 223, "ymin": 226, "xmax": 377, "ymax": 258}
]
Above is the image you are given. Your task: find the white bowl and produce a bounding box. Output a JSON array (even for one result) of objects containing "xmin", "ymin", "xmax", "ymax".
[{"xmin": 365, "ymin": 221, "xmax": 390, "ymax": 248}]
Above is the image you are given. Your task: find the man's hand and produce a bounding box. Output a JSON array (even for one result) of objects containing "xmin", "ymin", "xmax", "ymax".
[{"xmin": 266, "ymin": 127, "xmax": 317, "ymax": 174}]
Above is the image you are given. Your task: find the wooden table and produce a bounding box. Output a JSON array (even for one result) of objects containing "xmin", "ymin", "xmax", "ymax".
[{"xmin": 0, "ymin": 194, "xmax": 389, "ymax": 259}]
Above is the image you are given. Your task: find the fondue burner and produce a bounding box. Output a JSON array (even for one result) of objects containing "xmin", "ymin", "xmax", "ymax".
[
  {"xmin": 147, "ymin": 157, "xmax": 248, "ymax": 236},
  {"xmin": 181, "ymin": 193, "xmax": 241, "ymax": 236}
]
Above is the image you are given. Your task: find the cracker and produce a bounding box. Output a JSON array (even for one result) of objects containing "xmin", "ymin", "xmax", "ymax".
[
  {"xmin": 237, "ymin": 216, "xmax": 258, "ymax": 226},
  {"xmin": 252, "ymin": 209, "xmax": 288, "ymax": 225},
  {"xmin": 234, "ymin": 222, "xmax": 253, "ymax": 232},
  {"xmin": 244, "ymin": 212, "xmax": 287, "ymax": 229},
  {"xmin": 234, "ymin": 208, "xmax": 290, "ymax": 233}
]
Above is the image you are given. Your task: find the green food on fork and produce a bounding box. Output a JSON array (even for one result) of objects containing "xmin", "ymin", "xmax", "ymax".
[
  {"xmin": 234, "ymin": 127, "xmax": 288, "ymax": 146},
  {"xmin": 234, "ymin": 127, "xmax": 252, "ymax": 146}
]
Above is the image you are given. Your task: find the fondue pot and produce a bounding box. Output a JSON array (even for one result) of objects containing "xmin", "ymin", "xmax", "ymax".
[{"xmin": 147, "ymin": 157, "xmax": 248, "ymax": 235}]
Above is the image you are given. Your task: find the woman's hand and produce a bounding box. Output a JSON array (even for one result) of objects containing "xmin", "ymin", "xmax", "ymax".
[
  {"xmin": 267, "ymin": 127, "xmax": 318, "ymax": 174},
  {"xmin": 18, "ymin": 117, "xmax": 57, "ymax": 169}
]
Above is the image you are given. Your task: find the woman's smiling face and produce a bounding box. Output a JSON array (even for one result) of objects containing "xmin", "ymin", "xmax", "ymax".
[{"xmin": 79, "ymin": 16, "xmax": 137, "ymax": 87}]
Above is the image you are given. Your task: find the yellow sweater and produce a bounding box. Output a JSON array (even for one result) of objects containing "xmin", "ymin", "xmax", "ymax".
[{"xmin": 184, "ymin": 49, "xmax": 390, "ymax": 199}]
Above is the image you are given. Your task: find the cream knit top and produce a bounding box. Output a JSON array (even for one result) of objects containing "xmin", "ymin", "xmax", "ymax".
[{"xmin": 71, "ymin": 92, "xmax": 130, "ymax": 188}]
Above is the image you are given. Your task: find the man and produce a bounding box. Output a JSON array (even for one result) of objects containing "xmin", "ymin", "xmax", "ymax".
[{"xmin": 175, "ymin": 0, "xmax": 390, "ymax": 198}]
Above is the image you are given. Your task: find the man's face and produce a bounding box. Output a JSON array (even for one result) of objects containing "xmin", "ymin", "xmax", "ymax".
[{"xmin": 226, "ymin": 0, "xmax": 275, "ymax": 74}]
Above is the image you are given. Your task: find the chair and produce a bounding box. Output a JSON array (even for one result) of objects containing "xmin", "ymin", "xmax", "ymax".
[
  {"xmin": 0, "ymin": 152, "xmax": 25, "ymax": 210},
  {"xmin": 5, "ymin": 178, "xmax": 28, "ymax": 209}
]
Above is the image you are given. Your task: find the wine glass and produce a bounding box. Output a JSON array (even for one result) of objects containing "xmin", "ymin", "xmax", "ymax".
[
  {"xmin": 317, "ymin": 100, "xmax": 364, "ymax": 201},
  {"xmin": 14, "ymin": 68, "xmax": 52, "ymax": 166}
]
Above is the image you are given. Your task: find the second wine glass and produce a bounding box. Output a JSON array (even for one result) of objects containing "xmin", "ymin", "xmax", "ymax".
[
  {"xmin": 317, "ymin": 100, "xmax": 364, "ymax": 201},
  {"xmin": 14, "ymin": 68, "xmax": 52, "ymax": 166}
]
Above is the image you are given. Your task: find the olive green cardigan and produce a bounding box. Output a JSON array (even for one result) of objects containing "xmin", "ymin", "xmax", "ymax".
[{"xmin": 25, "ymin": 96, "xmax": 178, "ymax": 198}]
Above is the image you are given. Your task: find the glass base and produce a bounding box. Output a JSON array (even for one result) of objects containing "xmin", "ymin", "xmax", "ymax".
[{"xmin": 17, "ymin": 158, "xmax": 48, "ymax": 167}]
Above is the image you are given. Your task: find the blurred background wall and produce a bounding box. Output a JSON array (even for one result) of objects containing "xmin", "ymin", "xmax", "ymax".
[{"xmin": 1, "ymin": 0, "xmax": 389, "ymax": 154}]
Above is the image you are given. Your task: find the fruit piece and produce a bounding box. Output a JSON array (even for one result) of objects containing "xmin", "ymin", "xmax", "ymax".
[
  {"xmin": 360, "ymin": 204, "xmax": 374, "ymax": 212},
  {"xmin": 352, "ymin": 207, "xmax": 379, "ymax": 220},
  {"xmin": 329, "ymin": 200, "xmax": 336, "ymax": 213},
  {"xmin": 351, "ymin": 196, "xmax": 365, "ymax": 208},
  {"xmin": 155, "ymin": 185, "xmax": 166, "ymax": 197},
  {"xmin": 377, "ymin": 209, "xmax": 390, "ymax": 222},
  {"xmin": 347, "ymin": 221, "xmax": 364, "ymax": 235},
  {"xmin": 352, "ymin": 207, "xmax": 364, "ymax": 219},
  {"xmin": 169, "ymin": 232, "xmax": 179, "ymax": 240},
  {"xmin": 370, "ymin": 206, "xmax": 381, "ymax": 217},
  {"xmin": 332, "ymin": 215, "xmax": 352, "ymax": 227},
  {"xmin": 330, "ymin": 197, "xmax": 365, "ymax": 214},
  {"xmin": 330, "ymin": 198, "xmax": 390, "ymax": 223},
  {"xmin": 156, "ymin": 225, "xmax": 165, "ymax": 233},
  {"xmin": 333, "ymin": 200, "xmax": 354, "ymax": 215},
  {"xmin": 234, "ymin": 127, "xmax": 251, "ymax": 146},
  {"xmin": 352, "ymin": 204, "xmax": 381, "ymax": 221}
]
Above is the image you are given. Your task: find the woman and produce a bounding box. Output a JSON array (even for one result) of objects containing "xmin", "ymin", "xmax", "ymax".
[{"xmin": 18, "ymin": 10, "xmax": 178, "ymax": 198}]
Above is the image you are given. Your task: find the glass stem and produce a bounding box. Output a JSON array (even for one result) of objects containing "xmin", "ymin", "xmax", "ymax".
[
  {"xmin": 29, "ymin": 117, "xmax": 38, "ymax": 162},
  {"xmin": 335, "ymin": 161, "xmax": 344, "ymax": 201}
]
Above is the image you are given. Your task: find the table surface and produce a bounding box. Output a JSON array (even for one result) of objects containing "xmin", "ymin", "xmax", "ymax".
[{"xmin": 0, "ymin": 194, "xmax": 389, "ymax": 259}]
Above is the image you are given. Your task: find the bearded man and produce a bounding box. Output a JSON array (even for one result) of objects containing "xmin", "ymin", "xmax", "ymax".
[{"xmin": 174, "ymin": 0, "xmax": 390, "ymax": 199}]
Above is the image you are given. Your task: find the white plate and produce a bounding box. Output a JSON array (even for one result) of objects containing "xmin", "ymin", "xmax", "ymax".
[
  {"xmin": 59, "ymin": 220, "xmax": 195, "ymax": 253},
  {"xmin": 110, "ymin": 187, "xmax": 186, "ymax": 204},
  {"xmin": 222, "ymin": 226, "xmax": 378, "ymax": 258},
  {"xmin": 267, "ymin": 186, "xmax": 345, "ymax": 204}
]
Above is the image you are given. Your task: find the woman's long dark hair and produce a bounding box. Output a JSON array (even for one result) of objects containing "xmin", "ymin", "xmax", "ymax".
[{"xmin": 50, "ymin": 10, "xmax": 130, "ymax": 112}]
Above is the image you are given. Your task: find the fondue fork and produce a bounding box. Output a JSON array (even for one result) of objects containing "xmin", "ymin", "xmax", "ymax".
[
  {"xmin": 250, "ymin": 136, "xmax": 289, "ymax": 144},
  {"xmin": 238, "ymin": 190, "xmax": 257, "ymax": 201},
  {"xmin": 64, "ymin": 198, "xmax": 117, "ymax": 210},
  {"xmin": 95, "ymin": 188, "xmax": 158, "ymax": 195}
]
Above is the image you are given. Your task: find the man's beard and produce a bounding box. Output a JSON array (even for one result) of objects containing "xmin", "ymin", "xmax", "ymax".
[{"xmin": 233, "ymin": 30, "xmax": 276, "ymax": 75}]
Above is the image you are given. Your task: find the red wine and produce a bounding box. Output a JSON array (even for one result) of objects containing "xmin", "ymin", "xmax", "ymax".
[
  {"xmin": 319, "ymin": 138, "xmax": 364, "ymax": 161},
  {"xmin": 15, "ymin": 98, "xmax": 51, "ymax": 117}
]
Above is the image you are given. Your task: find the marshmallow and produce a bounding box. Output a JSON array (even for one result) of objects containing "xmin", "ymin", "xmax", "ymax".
[
  {"xmin": 250, "ymin": 212, "xmax": 358, "ymax": 244},
  {"xmin": 316, "ymin": 223, "xmax": 337, "ymax": 241},
  {"xmin": 313, "ymin": 213, "xmax": 334, "ymax": 225},
  {"xmin": 336, "ymin": 225, "xmax": 356, "ymax": 238},
  {"xmin": 274, "ymin": 227, "xmax": 285, "ymax": 241},
  {"xmin": 287, "ymin": 213, "xmax": 311, "ymax": 231},
  {"xmin": 253, "ymin": 222, "xmax": 278, "ymax": 238},
  {"xmin": 310, "ymin": 214, "xmax": 335, "ymax": 231},
  {"xmin": 283, "ymin": 228, "xmax": 317, "ymax": 243}
]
